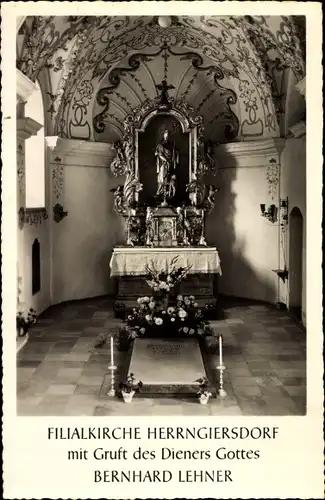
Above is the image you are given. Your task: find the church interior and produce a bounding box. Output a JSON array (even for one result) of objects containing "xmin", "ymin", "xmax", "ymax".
[{"xmin": 16, "ymin": 15, "xmax": 307, "ymax": 416}]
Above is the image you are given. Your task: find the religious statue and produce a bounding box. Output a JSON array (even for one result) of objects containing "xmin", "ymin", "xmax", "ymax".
[
  {"xmin": 155, "ymin": 129, "xmax": 179, "ymax": 206},
  {"xmin": 145, "ymin": 207, "xmax": 155, "ymax": 246},
  {"xmin": 205, "ymin": 184, "xmax": 219, "ymax": 213},
  {"xmin": 186, "ymin": 180, "xmax": 205, "ymax": 207},
  {"xmin": 111, "ymin": 185, "xmax": 125, "ymax": 215}
]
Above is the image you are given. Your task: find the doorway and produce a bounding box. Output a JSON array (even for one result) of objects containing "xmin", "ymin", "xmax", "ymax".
[{"xmin": 288, "ymin": 207, "xmax": 303, "ymax": 320}]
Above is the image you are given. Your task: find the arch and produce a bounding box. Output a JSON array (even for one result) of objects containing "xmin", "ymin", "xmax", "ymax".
[
  {"xmin": 25, "ymin": 80, "xmax": 45, "ymax": 208},
  {"xmin": 32, "ymin": 238, "xmax": 41, "ymax": 295},
  {"xmin": 288, "ymin": 207, "xmax": 303, "ymax": 319}
]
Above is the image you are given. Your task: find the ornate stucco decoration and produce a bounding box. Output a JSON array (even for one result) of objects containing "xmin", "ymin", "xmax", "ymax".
[{"xmin": 18, "ymin": 208, "xmax": 48, "ymax": 229}]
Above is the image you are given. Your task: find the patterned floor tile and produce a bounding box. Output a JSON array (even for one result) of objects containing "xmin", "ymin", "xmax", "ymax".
[{"xmin": 17, "ymin": 297, "xmax": 306, "ymax": 416}]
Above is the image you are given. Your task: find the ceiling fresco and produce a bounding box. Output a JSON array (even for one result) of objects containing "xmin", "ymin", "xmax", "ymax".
[{"xmin": 17, "ymin": 15, "xmax": 305, "ymax": 143}]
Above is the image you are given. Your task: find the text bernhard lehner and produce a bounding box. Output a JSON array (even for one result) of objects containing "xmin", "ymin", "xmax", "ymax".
[{"xmin": 48, "ymin": 426, "xmax": 279, "ymax": 484}]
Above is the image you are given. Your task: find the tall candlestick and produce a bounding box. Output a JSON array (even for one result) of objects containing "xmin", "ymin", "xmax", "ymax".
[
  {"xmin": 110, "ymin": 336, "xmax": 114, "ymax": 366},
  {"xmin": 219, "ymin": 334, "xmax": 223, "ymax": 366}
]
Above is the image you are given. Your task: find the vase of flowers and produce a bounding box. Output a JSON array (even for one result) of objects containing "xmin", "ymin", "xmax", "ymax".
[
  {"xmin": 119, "ymin": 373, "xmax": 143, "ymax": 403},
  {"xmin": 16, "ymin": 308, "xmax": 37, "ymax": 337},
  {"xmin": 196, "ymin": 376, "xmax": 212, "ymax": 404}
]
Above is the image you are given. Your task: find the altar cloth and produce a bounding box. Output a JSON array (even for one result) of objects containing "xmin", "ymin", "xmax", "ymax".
[{"xmin": 109, "ymin": 246, "xmax": 222, "ymax": 277}]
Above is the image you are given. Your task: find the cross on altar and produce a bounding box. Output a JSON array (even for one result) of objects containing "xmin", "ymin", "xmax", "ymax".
[{"xmin": 156, "ymin": 79, "xmax": 175, "ymax": 106}]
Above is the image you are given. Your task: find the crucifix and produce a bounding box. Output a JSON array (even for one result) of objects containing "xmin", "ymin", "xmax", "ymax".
[{"xmin": 155, "ymin": 79, "xmax": 175, "ymax": 107}]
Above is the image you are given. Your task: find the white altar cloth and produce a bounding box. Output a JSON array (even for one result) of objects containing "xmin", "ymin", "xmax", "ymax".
[{"xmin": 109, "ymin": 246, "xmax": 222, "ymax": 277}]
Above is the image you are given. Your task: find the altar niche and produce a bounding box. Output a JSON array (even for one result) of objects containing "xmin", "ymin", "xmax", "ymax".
[{"xmin": 139, "ymin": 114, "xmax": 189, "ymax": 208}]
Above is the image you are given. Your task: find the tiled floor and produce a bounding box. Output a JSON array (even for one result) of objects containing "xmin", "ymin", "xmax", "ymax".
[{"xmin": 17, "ymin": 296, "xmax": 306, "ymax": 416}]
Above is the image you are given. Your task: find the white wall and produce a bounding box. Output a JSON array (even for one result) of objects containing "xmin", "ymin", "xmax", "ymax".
[
  {"xmin": 206, "ymin": 143, "xmax": 282, "ymax": 304},
  {"xmin": 17, "ymin": 137, "xmax": 51, "ymax": 316},
  {"xmin": 279, "ymin": 136, "xmax": 306, "ymax": 325},
  {"xmin": 50, "ymin": 142, "xmax": 118, "ymax": 304}
]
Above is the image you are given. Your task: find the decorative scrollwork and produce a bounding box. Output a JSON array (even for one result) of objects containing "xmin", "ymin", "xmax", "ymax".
[{"xmin": 18, "ymin": 208, "xmax": 49, "ymax": 228}]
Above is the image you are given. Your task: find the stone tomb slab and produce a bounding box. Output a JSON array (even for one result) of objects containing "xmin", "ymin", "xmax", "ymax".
[{"xmin": 127, "ymin": 338, "xmax": 216, "ymax": 397}]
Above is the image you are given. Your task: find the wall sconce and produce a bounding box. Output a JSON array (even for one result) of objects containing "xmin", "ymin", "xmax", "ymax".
[
  {"xmin": 53, "ymin": 203, "xmax": 68, "ymax": 223},
  {"xmin": 260, "ymin": 203, "xmax": 277, "ymax": 223},
  {"xmin": 280, "ymin": 197, "xmax": 289, "ymax": 227}
]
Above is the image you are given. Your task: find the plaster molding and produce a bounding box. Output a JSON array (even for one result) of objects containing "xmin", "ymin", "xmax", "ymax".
[
  {"xmin": 17, "ymin": 16, "xmax": 26, "ymax": 34},
  {"xmin": 295, "ymin": 77, "xmax": 306, "ymax": 99},
  {"xmin": 50, "ymin": 138, "xmax": 116, "ymax": 168},
  {"xmin": 16, "ymin": 69, "xmax": 38, "ymax": 104},
  {"xmin": 17, "ymin": 117, "xmax": 43, "ymax": 140},
  {"xmin": 215, "ymin": 138, "xmax": 286, "ymax": 168},
  {"xmin": 289, "ymin": 120, "xmax": 306, "ymax": 138},
  {"xmin": 45, "ymin": 136, "xmax": 59, "ymax": 150}
]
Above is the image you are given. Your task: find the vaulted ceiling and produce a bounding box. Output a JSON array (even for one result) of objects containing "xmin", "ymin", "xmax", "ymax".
[{"xmin": 17, "ymin": 15, "xmax": 305, "ymax": 143}]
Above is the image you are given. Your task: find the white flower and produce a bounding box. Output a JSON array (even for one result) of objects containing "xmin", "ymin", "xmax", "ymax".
[
  {"xmin": 194, "ymin": 302, "xmax": 198, "ymax": 307},
  {"xmin": 178, "ymin": 308, "xmax": 187, "ymax": 318},
  {"xmin": 189, "ymin": 329, "xmax": 195, "ymax": 335},
  {"xmin": 184, "ymin": 298, "xmax": 191, "ymax": 306},
  {"xmin": 189, "ymin": 295, "xmax": 195, "ymax": 301},
  {"xmin": 177, "ymin": 295, "xmax": 183, "ymax": 301},
  {"xmin": 137, "ymin": 297, "xmax": 143, "ymax": 304},
  {"xmin": 171, "ymin": 317, "xmax": 175, "ymax": 322},
  {"xmin": 183, "ymin": 327, "xmax": 189, "ymax": 333},
  {"xmin": 143, "ymin": 296, "xmax": 150, "ymax": 302},
  {"xmin": 154, "ymin": 317, "xmax": 163, "ymax": 325},
  {"xmin": 149, "ymin": 302, "xmax": 155, "ymax": 309},
  {"xmin": 140, "ymin": 327, "xmax": 146, "ymax": 334},
  {"xmin": 167, "ymin": 306, "xmax": 175, "ymax": 315},
  {"xmin": 127, "ymin": 315, "xmax": 133, "ymax": 320},
  {"xmin": 162, "ymin": 310, "xmax": 166, "ymax": 315},
  {"xmin": 145, "ymin": 315, "xmax": 152, "ymax": 322}
]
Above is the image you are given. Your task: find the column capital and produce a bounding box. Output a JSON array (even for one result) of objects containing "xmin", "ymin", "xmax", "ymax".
[
  {"xmin": 16, "ymin": 68, "xmax": 37, "ymax": 104},
  {"xmin": 17, "ymin": 117, "xmax": 43, "ymax": 140}
]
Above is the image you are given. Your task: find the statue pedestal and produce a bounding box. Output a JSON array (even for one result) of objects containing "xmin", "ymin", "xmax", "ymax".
[{"xmin": 110, "ymin": 246, "xmax": 222, "ymax": 315}]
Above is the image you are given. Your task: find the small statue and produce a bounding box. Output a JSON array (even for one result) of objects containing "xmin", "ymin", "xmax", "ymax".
[
  {"xmin": 111, "ymin": 185, "xmax": 125, "ymax": 215},
  {"xmin": 186, "ymin": 180, "xmax": 205, "ymax": 207},
  {"xmin": 205, "ymin": 184, "xmax": 219, "ymax": 213},
  {"xmin": 145, "ymin": 207, "xmax": 155, "ymax": 246}
]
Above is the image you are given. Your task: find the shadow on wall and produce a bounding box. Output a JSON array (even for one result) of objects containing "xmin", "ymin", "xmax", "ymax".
[{"xmin": 205, "ymin": 150, "xmax": 277, "ymax": 304}]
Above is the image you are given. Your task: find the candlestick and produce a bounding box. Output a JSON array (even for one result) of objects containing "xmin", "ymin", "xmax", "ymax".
[
  {"xmin": 217, "ymin": 364, "xmax": 227, "ymax": 398},
  {"xmin": 110, "ymin": 336, "xmax": 113, "ymax": 364},
  {"xmin": 107, "ymin": 364, "xmax": 117, "ymax": 397},
  {"xmin": 219, "ymin": 334, "xmax": 223, "ymax": 366}
]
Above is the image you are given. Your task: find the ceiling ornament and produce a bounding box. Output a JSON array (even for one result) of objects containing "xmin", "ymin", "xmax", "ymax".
[
  {"xmin": 94, "ymin": 44, "xmax": 239, "ymax": 143},
  {"xmin": 18, "ymin": 15, "xmax": 304, "ymax": 142}
]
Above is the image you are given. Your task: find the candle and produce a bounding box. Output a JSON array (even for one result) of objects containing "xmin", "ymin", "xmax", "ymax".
[
  {"xmin": 219, "ymin": 334, "xmax": 223, "ymax": 366},
  {"xmin": 110, "ymin": 336, "xmax": 114, "ymax": 366}
]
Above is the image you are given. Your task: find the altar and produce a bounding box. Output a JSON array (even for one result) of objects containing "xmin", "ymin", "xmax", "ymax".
[
  {"xmin": 108, "ymin": 78, "xmax": 222, "ymax": 316},
  {"xmin": 110, "ymin": 246, "xmax": 222, "ymax": 313}
]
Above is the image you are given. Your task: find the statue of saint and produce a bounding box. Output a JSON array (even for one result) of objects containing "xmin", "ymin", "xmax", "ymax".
[{"xmin": 155, "ymin": 129, "xmax": 179, "ymax": 205}]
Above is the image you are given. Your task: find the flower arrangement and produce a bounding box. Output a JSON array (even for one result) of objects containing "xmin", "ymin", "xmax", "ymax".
[
  {"xmin": 121, "ymin": 293, "xmax": 212, "ymax": 341},
  {"xmin": 16, "ymin": 308, "xmax": 37, "ymax": 337},
  {"xmin": 119, "ymin": 373, "xmax": 143, "ymax": 402},
  {"xmin": 196, "ymin": 376, "xmax": 212, "ymax": 404},
  {"xmin": 145, "ymin": 256, "xmax": 192, "ymax": 295}
]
